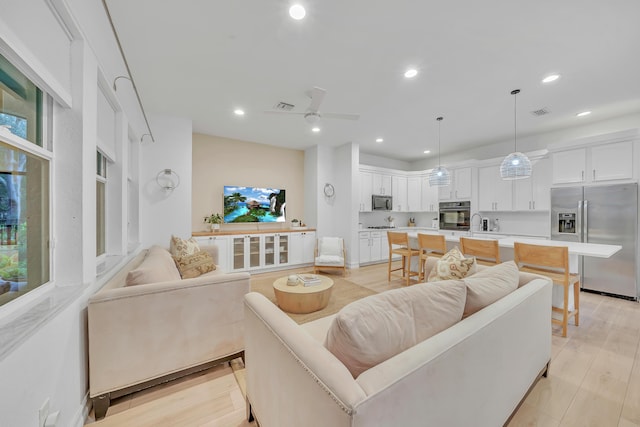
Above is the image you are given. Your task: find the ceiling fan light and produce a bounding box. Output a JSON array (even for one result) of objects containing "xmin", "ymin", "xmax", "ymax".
[
  {"xmin": 429, "ymin": 166, "xmax": 451, "ymax": 186},
  {"xmin": 500, "ymin": 152, "xmax": 532, "ymax": 180},
  {"xmin": 304, "ymin": 112, "xmax": 320, "ymax": 124},
  {"xmin": 289, "ymin": 4, "xmax": 306, "ymax": 20}
]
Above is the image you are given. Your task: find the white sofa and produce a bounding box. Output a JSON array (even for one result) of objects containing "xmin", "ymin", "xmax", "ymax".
[
  {"xmin": 243, "ymin": 260, "xmax": 552, "ymax": 427},
  {"xmin": 88, "ymin": 245, "xmax": 250, "ymax": 419}
]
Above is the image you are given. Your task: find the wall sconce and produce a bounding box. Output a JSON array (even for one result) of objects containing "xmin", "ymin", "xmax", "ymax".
[{"xmin": 156, "ymin": 169, "xmax": 180, "ymax": 192}]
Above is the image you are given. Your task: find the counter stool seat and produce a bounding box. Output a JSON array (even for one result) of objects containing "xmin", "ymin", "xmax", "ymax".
[{"xmin": 387, "ymin": 231, "xmax": 420, "ymax": 286}]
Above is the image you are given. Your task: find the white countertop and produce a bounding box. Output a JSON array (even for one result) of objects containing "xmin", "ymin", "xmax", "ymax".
[{"xmin": 406, "ymin": 231, "xmax": 622, "ymax": 258}]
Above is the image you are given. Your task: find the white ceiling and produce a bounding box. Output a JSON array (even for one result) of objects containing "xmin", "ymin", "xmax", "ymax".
[{"xmin": 106, "ymin": 0, "xmax": 640, "ymax": 162}]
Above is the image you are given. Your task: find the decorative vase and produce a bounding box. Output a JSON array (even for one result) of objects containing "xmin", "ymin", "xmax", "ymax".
[{"xmin": 210, "ymin": 223, "xmax": 220, "ymax": 232}]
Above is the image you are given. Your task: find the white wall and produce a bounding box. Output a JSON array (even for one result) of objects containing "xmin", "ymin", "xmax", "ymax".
[{"xmin": 139, "ymin": 115, "xmax": 193, "ymax": 247}]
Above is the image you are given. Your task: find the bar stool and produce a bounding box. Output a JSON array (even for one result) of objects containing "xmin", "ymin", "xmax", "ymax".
[
  {"xmin": 417, "ymin": 233, "xmax": 447, "ymax": 280},
  {"xmin": 459, "ymin": 237, "xmax": 500, "ymax": 266},
  {"xmin": 387, "ymin": 231, "xmax": 421, "ymax": 286},
  {"xmin": 514, "ymin": 242, "xmax": 580, "ymax": 337}
]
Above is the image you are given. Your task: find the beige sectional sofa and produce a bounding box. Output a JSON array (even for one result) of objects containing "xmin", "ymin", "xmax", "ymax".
[
  {"xmin": 88, "ymin": 245, "xmax": 250, "ymax": 420},
  {"xmin": 244, "ymin": 259, "xmax": 553, "ymax": 427}
]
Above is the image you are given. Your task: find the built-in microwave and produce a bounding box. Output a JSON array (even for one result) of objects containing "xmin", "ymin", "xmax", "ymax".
[
  {"xmin": 372, "ymin": 195, "xmax": 392, "ymax": 211},
  {"xmin": 439, "ymin": 201, "xmax": 471, "ymax": 231}
]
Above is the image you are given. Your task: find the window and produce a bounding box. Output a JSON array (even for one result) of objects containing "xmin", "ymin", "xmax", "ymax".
[
  {"xmin": 0, "ymin": 54, "xmax": 49, "ymax": 307},
  {"xmin": 0, "ymin": 53, "xmax": 42, "ymax": 146},
  {"xmin": 96, "ymin": 151, "xmax": 107, "ymax": 257}
]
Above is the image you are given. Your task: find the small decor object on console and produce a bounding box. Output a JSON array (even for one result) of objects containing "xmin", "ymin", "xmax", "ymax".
[
  {"xmin": 204, "ymin": 213, "xmax": 223, "ymax": 231},
  {"xmin": 297, "ymin": 274, "xmax": 322, "ymax": 287},
  {"xmin": 287, "ymin": 274, "xmax": 298, "ymax": 286}
]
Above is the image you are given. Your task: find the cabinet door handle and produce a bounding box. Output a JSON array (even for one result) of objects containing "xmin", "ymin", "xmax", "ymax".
[
  {"xmin": 593, "ymin": 169, "xmax": 596, "ymax": 180},
  {"xmin": 581, "ymin": 170, "xmax": 584, "ymax": 181},
  {"xmin": 532, "ymin": 201, "xmax": 535, "ymax": 210},
  {"xmin": 529, "ymin": 201, "xmax": 531, "ymax": 210}
]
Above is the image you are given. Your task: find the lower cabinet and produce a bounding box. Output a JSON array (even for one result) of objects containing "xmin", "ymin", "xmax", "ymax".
[
  {"xmin": 197, "ymin": 231, "xmax": 315, "ymax": 273},
  {"xmin": 359, "ymin": 231, "xmax": 386, "ymax": 264}
]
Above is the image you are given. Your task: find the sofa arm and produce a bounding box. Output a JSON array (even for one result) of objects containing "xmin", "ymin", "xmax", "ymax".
[{"xmin": 88, "ymin": 271, "xmax": 250, "ymax": 397}]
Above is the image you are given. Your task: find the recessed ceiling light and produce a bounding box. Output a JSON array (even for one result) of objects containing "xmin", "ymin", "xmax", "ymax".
[
  {"xmin": 576, "ymin": 111, "xmax": 591, "ymax": 117},
  {"xmin": 542, "ymin": 74, "xmax": 561, "ymax": 83},
  {"xmin": 375, "ymin": 138, "xmax": 384, "ymax": 143},
  {"xmin": 234, "ymin": 109, "xmax": 245, "ymax": 116},
  {"xmin": 311, "ymin": 127, "xmax": 320, "ymax": 132},
  {"xmin": 423, "ymin": 150, "xmax": 431, "ymax": 154},
  {"xmin": 289, "ymin": 4, "xmax": 306, "ymax": 20},
  {"xmin": 404, "ymin": 69, "xmax": 418, "ymax": 78}
]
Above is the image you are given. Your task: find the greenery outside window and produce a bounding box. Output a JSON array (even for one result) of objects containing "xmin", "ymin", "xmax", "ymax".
[{"xmin": 96, "ymin": 151, "xmax": 107, "ymax": 257}]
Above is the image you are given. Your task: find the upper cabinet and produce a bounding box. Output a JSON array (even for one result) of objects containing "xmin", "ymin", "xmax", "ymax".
[
  {"xmin": 439, "ymin": 167, "xmax": 472, "ymax": 201},
  {"xmin": 552, "ymin": 141, "xmax": 633, "ymax": 185},
  {"xmin": 420, "ymin": 174, "xmax": 439, "ymax": 212},
  {"xmin": 478, "ymin": 165, "xmax": 513, "ymax": 211},
  {"xmin": 513, "ymin": 157, "xmax": 552, "ymax": 211},
  {"xmin": 372, "ymin": 172, "xmax": 392, "ymax": 195},
  {"xmin": 359, "ymin": 170, "xmax": 373, "ymax": 211},
  {"xmin": 406, "ymin": 176, "xmax": 422, "ymax": 212},
  {"xmin": 391, "ymin": 175, "xmax": 408, "ymax": 211}
]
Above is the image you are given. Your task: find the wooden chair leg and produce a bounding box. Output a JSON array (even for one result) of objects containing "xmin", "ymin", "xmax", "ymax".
[
  {"xmin": 562, "ymin": 284, "xmax": 569, "ymax": 338},
  {"xmin": 387, "ymin": 255, "xmax": 392, "ymax": 282},
  {"xmin": 574, "ymin": 280, "xmax": 580, "ymax": 326}
]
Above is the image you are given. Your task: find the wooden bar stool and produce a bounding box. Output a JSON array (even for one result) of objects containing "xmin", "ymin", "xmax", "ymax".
[
  {"xmin": 514, "ymin": 242, "xmax": 580, "ymax": 337},
  {"xmin": 417, "ymin": 233, "xmax": 447, "ymax": 280},
  {"xmin": 387, "ymin": 231, "xmax": 421, "ymax": 286},
  {"xmin": 459, "ymin": 237, "xmax": 500, "ymax": 266}
]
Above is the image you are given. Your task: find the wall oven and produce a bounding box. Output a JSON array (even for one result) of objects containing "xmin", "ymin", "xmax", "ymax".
[{"xmin": 439, "ymin": 201, "xmax": 471, "ymax": 231}]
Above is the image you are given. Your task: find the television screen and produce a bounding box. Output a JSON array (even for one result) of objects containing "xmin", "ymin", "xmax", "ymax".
[{"xmin": 223, "ymin": 186, "xmax": 286, "ymax": 223}]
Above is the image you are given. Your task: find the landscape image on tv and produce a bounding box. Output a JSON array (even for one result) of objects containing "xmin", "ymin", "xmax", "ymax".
[{"xmin": 223, "ymin": 186, "xmax": 286, "ymax": 223}]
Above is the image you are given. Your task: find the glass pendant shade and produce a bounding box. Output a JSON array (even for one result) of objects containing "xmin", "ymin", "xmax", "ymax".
[
  {"xmin": 500, "ymin": 89, "xmax": 532, "ymax": 180},
  {"xmin": 500, "ymin": 152, "xmax": 532, "ymax": 180},
  {"xmin": 429, "ymin": 166, "xmax": 451, "ymax": 186}
]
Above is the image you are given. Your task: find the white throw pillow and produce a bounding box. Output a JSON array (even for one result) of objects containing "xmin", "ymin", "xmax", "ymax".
[
  {"xmin": 325, "ymin": 280, "xmax": 466, "ymax": 378},
  {"xmin": 462, "ymin": 261, "xmax": 519, "ymax": 317}
]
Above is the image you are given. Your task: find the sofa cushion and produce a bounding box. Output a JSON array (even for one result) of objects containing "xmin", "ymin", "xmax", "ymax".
[
  {"xmin": 325, "ymin": 279, "xmax": 466, "ymax": 378},
  {"xmin": 462, "ymin": 260, "xmax": 519, "ymax": 317},
  {"xmin": 174, "ymin": 251, "xmax": 216, "ymax": 279},
  {"xmin": 319, "ymin": 237, "xmax": 343, "ymax": 257},
  {"xmin": 126, "ymin": 245, "xmax": 181, "ymax": 286},
  {"xmin": 169, "ymin": 235, "xmax": 200, "ymax": 258},
  {"xmin": 427, "ymin": 247, "xmax": 477, "ymax": 282}
]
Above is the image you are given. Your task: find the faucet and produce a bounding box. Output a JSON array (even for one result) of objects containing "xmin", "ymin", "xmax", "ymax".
[{"xmin": 469, "ymin": 213, "xmax": 483, "ymax": 234}]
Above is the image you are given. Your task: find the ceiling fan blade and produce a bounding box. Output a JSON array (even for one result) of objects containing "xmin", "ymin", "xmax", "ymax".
[
  {"xmin": 307, "ymin": 87, "xmax": 326, "ymax": 113},
  {"xmin": 322, "ymin": 112, "xmax": 360, "ymax": 121},
  {"xmin": 263, "ymin": 110, "xmax": 305, "ymax": 116}
]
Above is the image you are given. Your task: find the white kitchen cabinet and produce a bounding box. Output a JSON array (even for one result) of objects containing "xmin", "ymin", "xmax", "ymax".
[
  {"xmin": 359, "ymin": 170, "xmax": 373, "ymax": 211},
  {"xmin": 439, "ymin": 167, "xmax": 472, "ymax": 201},
  {"xmin": 289, "ymin": 231, "xmax": 316, "ymax": 265},
  {"xmin": 372, "ymin": 172, "xmax": 392, "ymax": 195},
  {"xmin": 392, "ymin": 175, "xmax": 408, "ymax": 211},
  {"xmin": 194, "ymin": 235, "xmax": 230, "ymax": 271},
  {"xmin": 359, "ymin": 231, "xmax": 385, "ymax": 264},
  {"xmin": 514, "ymin": 157, "xmax": 552, "ymax": 211},
  {"xmin": 552, "ymin": 141, "xmax": 633, "ymax": 184},
  {"xmin": 478, "ymin": 165, "xmax": 513, "ymax": 211},
  {"xmin": 420, "ymin": 175, "xmax": 439, "ymax": 212},
  {"xmin": 407, "ymin": 176, "xmax": 422, "ymax": 212}
]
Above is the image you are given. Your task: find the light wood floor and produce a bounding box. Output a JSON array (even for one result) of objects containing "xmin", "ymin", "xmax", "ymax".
[{"xmin": 85, "ymin": 262, "xmax": 640, "ymax": 427}]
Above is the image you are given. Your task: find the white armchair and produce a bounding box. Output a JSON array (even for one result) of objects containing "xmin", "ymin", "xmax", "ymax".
[{"xmin": 314, "ymin": 237, "xmax": 346, "ymax": 275}]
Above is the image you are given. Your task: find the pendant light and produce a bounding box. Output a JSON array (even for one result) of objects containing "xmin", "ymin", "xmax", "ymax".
[
  {"xmin": 429, "ymin": 116, "xmax": 451, "ymax": 186},
  {"xmin": 500, "ymin": 89, "xmax": 532, "ymax": 180}
]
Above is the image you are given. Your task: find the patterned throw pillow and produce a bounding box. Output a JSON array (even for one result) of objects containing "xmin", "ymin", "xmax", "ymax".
[
  {"xmin": 169, "ymin": 235, "xmax": 200, "ymax": 258},
  {"xmin": 427, "ymin": 246, "xmax": 477, "ymax": 282},
  {"xmin": 173, "ymin": 251, "xmax": 216, "ymax": 279}
]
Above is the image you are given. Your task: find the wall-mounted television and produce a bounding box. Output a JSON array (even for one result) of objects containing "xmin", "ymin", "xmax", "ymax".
[{"xmin": 223, "ymin": 186, "xmax": 286, "ymax": 223}]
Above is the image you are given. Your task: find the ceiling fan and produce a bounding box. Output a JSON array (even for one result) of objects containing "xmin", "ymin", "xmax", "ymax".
[{"xmin": 265, "ymin": 87, "xmax": 360, "ymax": 124}]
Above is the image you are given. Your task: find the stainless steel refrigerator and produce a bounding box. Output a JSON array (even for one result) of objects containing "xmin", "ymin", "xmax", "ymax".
[{"xmin": 550, "ymin": 183, "xmax": 639, "ymax": 300}]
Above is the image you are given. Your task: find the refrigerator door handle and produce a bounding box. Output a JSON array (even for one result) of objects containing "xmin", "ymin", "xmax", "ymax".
[
  {"xmin": 584, "ymin": 200, "xmax": 589, "ymax": 242},
  {"xmin": 577, "ymin": 200, "xmax": 583, "ymax": 243}
]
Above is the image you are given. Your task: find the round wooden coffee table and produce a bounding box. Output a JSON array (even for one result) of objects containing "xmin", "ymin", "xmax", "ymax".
[{"xmin": 273, "ymin": 275, "xmax": 334, "ymax": 314}]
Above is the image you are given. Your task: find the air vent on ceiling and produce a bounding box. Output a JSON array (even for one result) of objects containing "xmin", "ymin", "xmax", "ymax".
[
  {"xmin": 530, "ymin": 108, "xmax": 550, "ymax": 117},
  {"xmin": 274, "ymin": 102, "xmax": 295, "ymax": 111}
]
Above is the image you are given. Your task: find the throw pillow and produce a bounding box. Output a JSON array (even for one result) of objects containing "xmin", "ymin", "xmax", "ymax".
[
  {"xmin": 126, "ymin": 245, "xmax": 182, "ymax": 286},
  {"xmin": 462, "ymin": 260, "xmax": 519, "ymax": 317},
  {"xmin": 169, "ymin": 235, "xmax": 200, "ymax": 258},
  {"xmin": 325, "ymin": 279, "xmax": 466, "ymax": 378},
  {"xmin": 173, "ymin": 251, "xmax": 216, "ymax": 279},
  {"xmin": 427, "ymin": 247, "xmax": 477, "ymax": 282}
]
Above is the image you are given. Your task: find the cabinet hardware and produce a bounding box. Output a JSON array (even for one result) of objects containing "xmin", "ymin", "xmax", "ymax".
[
  {"xmin": 593, "ymin": 169, "xmax": 596, "ymax": 180},
  {"xmin": 532, "ymin": 201, "xmax": 535, "ymax": 210},
  {"xmin": 581, "ymin": 170, "xmax": 584, "ymax": 181},
  {"xmin": 529, "ymin": 201, "xmax": 531, "ymax": 210}
]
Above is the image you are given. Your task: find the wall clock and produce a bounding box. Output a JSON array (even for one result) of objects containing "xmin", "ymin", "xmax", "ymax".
[{"xmin": 324, "ymin": 183, "xmax": 335, "ymax": 197}]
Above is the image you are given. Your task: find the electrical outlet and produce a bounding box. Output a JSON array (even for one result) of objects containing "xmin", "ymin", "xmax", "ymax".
[{"xmin": 39, "ymin": 398, "xmax": 49, "ymax": 427}]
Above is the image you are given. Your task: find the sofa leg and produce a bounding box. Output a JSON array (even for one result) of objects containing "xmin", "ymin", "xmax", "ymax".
[
  {"xmin": 542, "ymin": 361, "xmax": 550, "ymax": 378},
  {"xmin": 93, "ymin": 393, "xmax": 111, "ymax": 420},
  {"xmin": 246, "ymin": 396, "xmax": 255, "ymax": 422}
]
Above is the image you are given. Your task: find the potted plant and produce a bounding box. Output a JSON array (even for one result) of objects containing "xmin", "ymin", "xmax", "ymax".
[
  {"xmin": 291, "ymin": 218, "xmax": 300, "ymax": 228},
  {"xmin": 204, "ymin": 213, "xmax": 223, "ymax": 231}
]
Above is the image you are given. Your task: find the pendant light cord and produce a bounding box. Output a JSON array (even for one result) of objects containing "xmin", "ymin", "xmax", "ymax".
[
  {"xmin": 511, "ymin": 89, "xmax": 520, "ymax": 152},
  {"xmin": 436, "ymin": 116, "xmax": 443, "ymax": 166}
]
